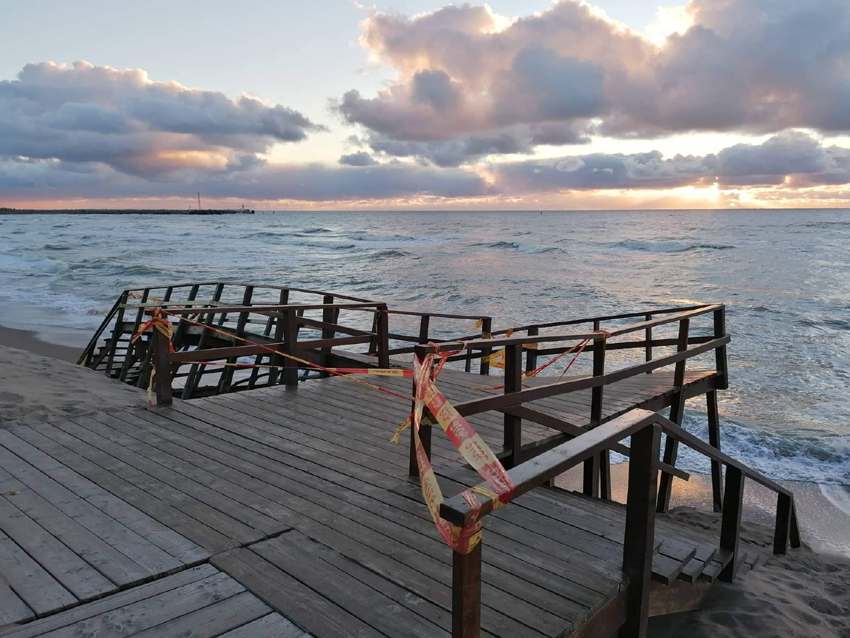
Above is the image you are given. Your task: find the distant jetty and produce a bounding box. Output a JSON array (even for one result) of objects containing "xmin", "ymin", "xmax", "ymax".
[{"xmin": 0, "ymin": 208, "xmax": 255, "ymax": 215}]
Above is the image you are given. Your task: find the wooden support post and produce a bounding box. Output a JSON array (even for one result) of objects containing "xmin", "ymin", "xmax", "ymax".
[
  {"xmin": 585, "ymin": 334, "xmax": 607, "ymax": 498},
  {"xmin": 773, "ymin": 492, "xmax": 792, "ymax": 555},
  {"xmin": 706, "ymin": 390, "xmax": 724, "ymax": 513},
  {"xmin": 644, "ymin": 313, "xmax": 653, "ymax": 372},
  {"xmin": 264, "ymin": 290, "xmax": 289, "ymax": 387},
  {"xmin": 452, "ymin": 542, "xmax": 482, "ymax": 638},
  {"xmin": 620, "ymin": 423, "xmax": 660, "ymax": 638},
  {"xmin": 790, "ymin": 500, "xmax": 801, "ymax": 549},
  {"xmin": 376, "ymin": 305, "xmax": 390, "ymax": 369},
  {"xmin": 319, "ymin": 295, "xmax": 336, "ymax": 379},
  {"xmin": 218, "ymin": 285, "xmax": 253, "ymax": 393},
  {"xmin": 525, "ymin": 327, "xmax": 539, "ymax": 373},
  {"xmin": 151, "ymin": 327, "xmax": 173, "ymax": 406},
  {"xmin": 719, "ymin": 466, "xmax": 744, "ymax": 582},
  {"xmin": 409, "ymin": 352, "xmax": 431, "ymax": 477},
  {"xmin": 282, "ymin": 309, "xmax": 299, "ymax": 387},
  {"xmin": 656, "ymin": 318, "xmax": 690, "ymax": 513},
  {"xmin": 479, "ymin": 317, "xmax": 492, "ymax": 376},
  {"xmin": 104, "ymin": 291, "xmax": 128, "ymax": 378},
  {"xmin": 119, "ymin": 288, "xmax": 149, "ymax": 381},
  {"xmin": 419, "ymin": 316, "xmax": 430, "ymax": 344},
  {"xmin": 503, "ymin": 344, "xmax": 522, "ymax": 469},
  {"xmin": 714, "ymin": 306, "xmax": 729, "ymax": 390}
]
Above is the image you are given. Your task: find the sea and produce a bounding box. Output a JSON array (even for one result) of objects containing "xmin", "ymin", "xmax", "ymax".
[{"xmin": 1, "ymin": 209, "xmax": 849, "ymax": 498}]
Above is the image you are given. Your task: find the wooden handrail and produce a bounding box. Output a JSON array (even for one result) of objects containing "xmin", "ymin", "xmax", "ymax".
[
  {"xmin": 415, "ymin": 330, "xmax": 603, "ymax": 354},
  {"xmin": 486, "ymin": 303, "xmax": 715, "ymax": 337},
  {"xmin": 126, "ymin": 301, "xmax": 384, "ymax": 314},
  {"xmin": 605, "ymin": 305, "xmax": 722, "ymax": 338},
  {"xmin": 440, "ymin": 410, "xmax": 657, "ymax": 527},
  {"xmin": 654, "ymin": 414, "xmax": 791, "ymax": 497},
  {"xmin": 443, "ymin": 335, "xmax": 730, "ymax": 418}
]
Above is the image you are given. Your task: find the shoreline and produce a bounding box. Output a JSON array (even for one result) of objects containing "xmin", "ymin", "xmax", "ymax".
[{"xmin": 0, "ymin": 323, "xmax": 82, "ymax": 363}]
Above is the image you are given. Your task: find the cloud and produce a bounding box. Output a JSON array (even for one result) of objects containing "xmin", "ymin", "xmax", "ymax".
[
  {"xmin": 0, "ymin": 156, "xmax": 491, "ymax": 203},
  {"xmin": 339, "ymin": 151, "xmax": 379, "ymax": 166},
  {"xmin": 494, "ymin": 131, "xmax": 850, "ymax": 191},
  {"xmin": 337, "ymin": 0, "xmax": 850, "ymax": 163},
  {"xmin": 0, "ymin": 61, "xmax": 323, "ymax": 178}
]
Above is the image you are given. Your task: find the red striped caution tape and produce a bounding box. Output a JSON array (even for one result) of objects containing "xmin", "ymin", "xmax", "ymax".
[{"xmin": 409, "ymin": 347, "xmax": 513, "ymax": 553}]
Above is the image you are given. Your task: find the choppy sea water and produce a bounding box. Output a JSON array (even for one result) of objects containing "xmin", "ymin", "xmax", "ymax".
[{"xmin": 1, "ymin": 209, "xmax": 849, "ymax": 492}]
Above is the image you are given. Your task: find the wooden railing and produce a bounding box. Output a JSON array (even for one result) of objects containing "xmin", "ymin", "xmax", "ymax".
[
  {"xmin": 413, "ymin": 305, "xmax": 729, "ymax": 507},
  {"xmin": 380, "ymin": 310, "xmax": 495, "ymax": 374},
  {"xmin": 437, "ymin": 408, "xmax": 800, "ymax": 638},
  {"xmin": 145, "ymin": 300, "xmax": 390, "ymax": 402},
  {"xmin": 78, "ymin": 281, "xmax": 373, "ymax": 368}
]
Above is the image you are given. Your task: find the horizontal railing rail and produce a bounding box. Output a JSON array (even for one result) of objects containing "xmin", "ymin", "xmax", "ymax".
[
  {"xmin": 438, "ymin": 408, "xmax": 800, "ymax": 638},
  {"xmin": 411, "ymin": 304, "xmax": 729, "ymax": 508}
]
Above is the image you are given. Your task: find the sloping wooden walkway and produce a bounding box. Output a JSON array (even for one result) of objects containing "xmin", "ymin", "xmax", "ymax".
[{"xmin": 0, "ymin": 369, "xmax": 760, "ymax": 637}]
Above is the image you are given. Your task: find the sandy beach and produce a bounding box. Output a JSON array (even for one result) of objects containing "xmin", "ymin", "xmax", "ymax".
[
  {"xmin": 0, "ymin": 325, "xmax": 144, "ymax": 425},
  {"xmin": 1, "ymin": 320, "xmax": 848, "ymax": 637}
]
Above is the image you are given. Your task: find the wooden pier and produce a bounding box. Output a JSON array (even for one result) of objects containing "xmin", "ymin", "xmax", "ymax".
[{"xmin": 0, "ymin": 284, "xmax": 800, "ymax": 637}]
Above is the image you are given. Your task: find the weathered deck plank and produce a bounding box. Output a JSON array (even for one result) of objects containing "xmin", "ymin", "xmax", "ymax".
[{"xmin": 0, "ymin": 368, "xmax": 762, "ymax": 638}]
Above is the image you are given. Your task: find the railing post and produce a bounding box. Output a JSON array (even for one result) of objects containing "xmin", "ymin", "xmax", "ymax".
[
  {"xmin": 119, "ymin": 288, "xmax": 150, "ymax": 382},
  {"xmin": 620, "ymin": 423, "xmax": 660, "ymax": 638},
  {"xmin": 479, "ymin": 317, "xmax": 492, "ymax": 376},
  {"xmin": 644, "ymin": 313, "xmax": 653, "ymax": 372},
  {"xmin": 714, "ymin": 305, "xmax": 729, "ymax": 390},
  {"xmin": 319, "ymin": 294, "xmax": 337, "ymax": 379},
  {"xmin": 266, "ymin": 290, "xmax": 289, "ymax": 387},
  {"xmin": 409, "ymin": 349, "xmax": 431, "ymax": 477},
  {"xmin": 376, "ymin": 305, "xmax": 390, "ymax": 369},
  {"xmin": 151, "ymin": 327, "xmax": 173, "ymax": 406},
  {"xmin": 103, "ymin": 290, "xmax": 129, "ymax": 378},
  {"xmin": 773, "ymin": 493, "xmax": 793, "ymax": 555},
  {"xmin": 503, "ymin": 344, "xmax": 523, "ymax": 469},
  {"xmin": 418, "ymin": 316, "xmax": 430, "ymax": 344},
  {"xmin": 525, "ymin": 327, "xmax": 539, "ymax": 373},
  {"xmin": 719, "ymin": 466, "xmax": 744, "ymax": 581},
  {"xmin": 452, "ymin": 542, "xmax": 482, "ymax": 638},
  {"xmin": 707, "ymin": 390, "xmax": 724, "ymax": 513},
  {"xmin": 218, "ymin": 285, "xmax": 254, "ymax": 393},
  {"xmin": 656, "ymin": 318, "xmax": 690, "ymax": 513},
  {"xmin": 281, "ymin": 309, "xmax": 300, "ymax": 387},
  {"xmin": 584, "ymin": 333, "xmax": 607, "ymax": 498}
]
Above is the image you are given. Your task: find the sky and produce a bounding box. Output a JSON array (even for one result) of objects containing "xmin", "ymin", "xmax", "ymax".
[{"xmin": 2, "ymin": 0, "xmax": 850, "ymax": 210}]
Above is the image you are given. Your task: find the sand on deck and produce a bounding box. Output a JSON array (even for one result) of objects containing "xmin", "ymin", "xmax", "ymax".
[
  {"xmin": 651, "ymin": 508, "xmax": 850, "ymax": 638},
  {"xmin": 0, "ymin": 335, "xmax": 145, "ymax": 425}
]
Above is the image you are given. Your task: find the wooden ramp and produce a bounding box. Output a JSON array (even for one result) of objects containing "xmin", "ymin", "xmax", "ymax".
[{"xmin": 0, "ymin": 373, "xmax": 769, "ymax": 637}]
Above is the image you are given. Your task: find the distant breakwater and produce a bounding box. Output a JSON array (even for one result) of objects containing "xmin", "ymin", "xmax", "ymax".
[{"xmin": 0, "ymin": 209, "xmax": 255, "ymax": 215}]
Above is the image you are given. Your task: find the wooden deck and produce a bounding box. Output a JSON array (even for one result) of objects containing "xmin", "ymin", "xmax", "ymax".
[{"xmin": 0, "ymin": 369, "xmax": 765, "ymax": 637}]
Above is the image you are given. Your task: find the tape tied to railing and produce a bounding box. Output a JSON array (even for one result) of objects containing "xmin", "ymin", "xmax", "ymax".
[{"xmin": 409, "ymin": 348, "xmax": 514, "ymax": 553}]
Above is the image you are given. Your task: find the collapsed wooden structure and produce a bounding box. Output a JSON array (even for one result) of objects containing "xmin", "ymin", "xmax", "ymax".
[{"xmin": 0, "ymin": 282, "xmax": 800, "ymax": 637}]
